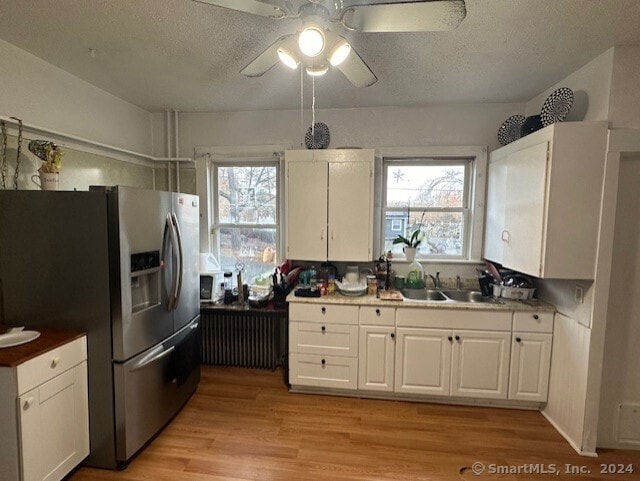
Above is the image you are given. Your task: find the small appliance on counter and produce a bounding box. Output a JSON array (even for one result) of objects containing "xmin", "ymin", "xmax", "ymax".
[{"xmin": 200, "ymin": 253, "xmax": 222, "ymax": 303}]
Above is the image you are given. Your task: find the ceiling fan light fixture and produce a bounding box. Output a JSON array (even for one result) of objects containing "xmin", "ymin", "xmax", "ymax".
[
  {"xmin": 306, "ymin": 64, "xmax": 329, "ymax": 77},
  {"xmin": 298, "ymin": 26, "xmax": 325, "ymax": 57},
  {"xmin": 277, "ymin": 46, "xmax": 300, "ymax": 69},
  {"xmin": 329, "ymin": 39, "xmax": 351, "ymax": 66}
]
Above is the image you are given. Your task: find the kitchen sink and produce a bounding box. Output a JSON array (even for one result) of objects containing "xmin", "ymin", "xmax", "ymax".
[
  {"xmin": 401, "ymin": 288, "xmax": 448, "ymax": 301},
  {"xmin": 401, "ymin": 288, "xmax": 502, "ymax": 304},
  {"xmin": 440, "ymin": 289, "xmax": 501, "ymax": 304}
]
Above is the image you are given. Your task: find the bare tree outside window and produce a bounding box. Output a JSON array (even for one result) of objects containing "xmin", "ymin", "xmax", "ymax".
[{"xmin": 215, "ymin": 164, "xmax": 279, "ymax": 282}]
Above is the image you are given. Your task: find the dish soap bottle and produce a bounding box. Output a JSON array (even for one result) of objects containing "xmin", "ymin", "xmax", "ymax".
[{"xmin": 406, "ymin": 259, "xmax": 425, "ymax": 289}]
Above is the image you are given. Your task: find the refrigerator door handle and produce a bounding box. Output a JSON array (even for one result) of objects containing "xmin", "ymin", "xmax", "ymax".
[
  {"xmin": 161, "ymin": 213, "xmax": 173, "ymax": 311},
  {"xmin": 129, "ymin": 345, "xmax": 176, "ymax": 373},
  {"xmin": 171, "ymin": 213, "xmax": 184, "ymax": 309},
  {"xmin": 164, "ymin": 213, "xmax": 179, "ymax": 312}
]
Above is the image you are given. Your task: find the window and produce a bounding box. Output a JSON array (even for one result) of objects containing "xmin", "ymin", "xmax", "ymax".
[
  {"xmin": 383, "ymin": 158, "xmax": 472, "ymax": 260},
  {"xmin": 211, "ymin": 162, "xmax": 280, "ymax": 282}
]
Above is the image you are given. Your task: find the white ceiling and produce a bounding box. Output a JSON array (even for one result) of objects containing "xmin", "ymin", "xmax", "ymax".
[{"xmin": 0, "ymin": 0, "xmax": 639, "ymax": 113}]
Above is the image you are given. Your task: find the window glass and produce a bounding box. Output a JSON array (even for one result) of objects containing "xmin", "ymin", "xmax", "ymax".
[
  {"xmin": 383, "ymin": 160, "xmax": 469, "ymax": 260},
  {"xmin": 213, "ymin": 164, "xmax": 279, "ymax": 282}
]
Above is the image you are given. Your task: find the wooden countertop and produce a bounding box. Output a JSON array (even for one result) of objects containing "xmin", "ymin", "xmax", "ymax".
[{"xmin": 0, "ymin": 326, "xmax": 85, "ymax": 368}]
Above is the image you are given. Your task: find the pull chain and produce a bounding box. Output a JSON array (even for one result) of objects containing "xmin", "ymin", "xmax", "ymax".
[
  {"xmin": 312, "ymin": 75, "xmax": 316, "ymax": 142},
  {"xmin": 10, "ymin": 117, "xmax": 23, "ymax": 190},
  {"xmin": 300, "ymin": 66, "xmax": 304, "ymax": 148},
  {"xmin": 0, "ymin": 121, "xmax": 7, "ymax": 189}
]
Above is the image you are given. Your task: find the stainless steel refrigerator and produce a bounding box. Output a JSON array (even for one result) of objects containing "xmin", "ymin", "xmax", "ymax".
[{"xmin": 0, "ymin": 186, "xmax": 201, "ymax": 469}]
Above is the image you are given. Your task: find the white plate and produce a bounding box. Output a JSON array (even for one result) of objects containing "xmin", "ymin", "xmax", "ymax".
[{"xmin": 0, "ymin": 330, "xmax": 41, "ymax": 348}]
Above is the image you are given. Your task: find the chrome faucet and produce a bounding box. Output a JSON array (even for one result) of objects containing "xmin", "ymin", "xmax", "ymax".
[
  {"xmin": 456, "ymin": 275, "xmax": 462, "ymax": 290},
  {"xmin": 427, "ymin": 272, "xmax": 441, "ymax": 289}
]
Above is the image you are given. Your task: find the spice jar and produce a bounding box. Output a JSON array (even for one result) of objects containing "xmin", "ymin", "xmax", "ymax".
[{"xmin": 366, "ymin": 275, "xmax": 377, "ymax": 295}]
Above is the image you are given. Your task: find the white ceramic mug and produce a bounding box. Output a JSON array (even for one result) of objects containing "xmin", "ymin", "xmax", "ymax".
[{"xmin": 31, "ymin": 172, "xmax": 59, "ymax": 191}]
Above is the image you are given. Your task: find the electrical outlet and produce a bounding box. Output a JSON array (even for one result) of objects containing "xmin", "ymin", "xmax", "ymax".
[{"xmin": 575, "ymin": 285, "xmax": 584, "ymax": 304}]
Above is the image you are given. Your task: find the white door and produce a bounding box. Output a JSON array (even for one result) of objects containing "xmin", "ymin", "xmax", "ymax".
[
  {"xmin": 509, "ymin": 332, "xmax": 552, "ymax": 402},
  {"xmin": 19, "ymin": 363, "xmax": 89, "ymax": 481},
  {"xmin": 484, "ymin": 156, "xmax": 507, "ymax": 264},
  {"xmin": 358, "ymin": 325, "xmax": 395, "ymax": 392},
  {"xmin": 503, "ymin": 141, "xmax": 549, "ymax": 277},
  {"xmin": 394, "ymin": 328, "xmax": 452, "ymax": 396},
  {"xmin": 328, "ymin": 158, "xmax": 373, "ymax": 261},
  {"xmin": 285, "ymin": 156, "xmax": 328, "ymax": 260},
  {"xmin": 451, "ymin": 330, "xmax": 510, "ymax": 399}
]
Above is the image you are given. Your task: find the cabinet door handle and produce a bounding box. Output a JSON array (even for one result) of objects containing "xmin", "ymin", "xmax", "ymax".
[
  {"xmin": 320, "ymin": 228, "xmax": 324, "ymax": 241},
  {"xmin": 390, "ymin": 332, "xmax": 395, "ymax": 339},
  {"xmin": 321, "ymin": 307, "xmax": 326, "ymax": 314},
  {"xmin": 321, "ymin": 325, "xmax": 326, "ymax": 332},
  {"xmin": 533, "ymin": 314, "xmax": 539, "ymax": 320},
  {"xmin": 448, "ymin": 336, "xmax": 453, "ymax": 342},
  {"xmin": 455, "ymin": 335, "xmax": 460, "ymax": 341},
  {"xmin": 331, "ymin": 230, "xmax": 334, "ymax": 240},
  {"xmin": 50, "ymin": 357, "xmax": 61, "ymax": 368},
  {"xmin": 516, "ymin": 337, "xmax": 522, "ymax": 343},
  {"xmin": 23, "ymin": 397, "xmax": 34, "ymax": 410},
  {"xmin": 321, "ymin": 358, "xmax": 326, "ymax": 366},
  {"xmin": 501, "ymin": 230, "xmax": 510, "ymax": 243},
  {"xmin": 375, "ymin": 309, "xmax": 381, "ymax": 316}
]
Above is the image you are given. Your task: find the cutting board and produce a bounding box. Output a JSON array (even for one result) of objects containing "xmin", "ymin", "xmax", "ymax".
[{"xmin": 379, "ymin": 290, "xmax": 403, "ymax": 301}]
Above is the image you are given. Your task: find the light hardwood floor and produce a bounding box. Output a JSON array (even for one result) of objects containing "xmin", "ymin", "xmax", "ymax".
[{"xmin": 71, "ymin": 366, "xmax": 640, "ymax": 481}]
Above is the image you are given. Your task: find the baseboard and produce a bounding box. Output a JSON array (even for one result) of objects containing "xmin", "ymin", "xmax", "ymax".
[{"xmin": 289, "ymin": 385, "xmax": 542, "ymax": 410}]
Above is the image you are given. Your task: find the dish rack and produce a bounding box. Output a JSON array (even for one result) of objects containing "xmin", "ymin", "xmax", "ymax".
[{"xmin": 492, "ymin": 284, "xmax": 536, "ymax": 300}]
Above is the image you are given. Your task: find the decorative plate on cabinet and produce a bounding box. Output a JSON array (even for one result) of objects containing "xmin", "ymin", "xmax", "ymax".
[
  {"xmin": 540, "ymin": 87, "xmax": 574, "ymax": 126},
  {"xmin": 305, "ymin": 122, "xmax": 330, "ymax": 149},
  {"xmin": 497, "ymin": 115, "xmax": 526, "ymax": 146},
  {"xmin": 521, "ymin": 115, "xmax": 543, "ymax": 137}
]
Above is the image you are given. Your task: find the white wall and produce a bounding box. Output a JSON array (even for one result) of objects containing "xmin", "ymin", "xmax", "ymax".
[
  {"xmin": 598, "ymin": 154, "xmax": 640, "ymax": 449},
  {"xmin": 525, "ymin": 48, "xmax": 614, "ymax": 123},
  {"xmin": 153, "ymin": 103, "xmax": 524, "ymax": 158},
  {"xmin": 609, "ymin": 46, "xmax": 640, "ymax": 130},
  {"xmin": 0, "ymin": 39, "xmax": 153, "ymax": 155}
]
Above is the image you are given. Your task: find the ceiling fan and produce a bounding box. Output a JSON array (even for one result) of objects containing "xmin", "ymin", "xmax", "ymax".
[{"xmin": 194, "ymin": 0, "xmax": 467, "ymax": 87}]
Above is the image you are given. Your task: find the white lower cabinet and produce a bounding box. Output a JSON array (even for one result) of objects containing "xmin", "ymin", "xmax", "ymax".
[
  {"xmin": 451, "ymin": 330, "xmax": 511, "ymax": 399},
  {"xmin": 288, "ymin": 301, "xmax": 554, "ymax": 406},
  {"xmin": 394, "ymin": 328, "xmax": 451, "ymax": 396},
  {"xmin": 508, "ymin": 332, "xmax": 552, "ymax": 401},
  {"xmin": 358, "ymin": 325, "xmax": 396, "ymax": 392},
  {"xmin": 289, "ymin": 303, "xmax": 359, "ymax": 390},
  {"xmin": 0, "ymin": 336, "xmax": 89, "ymax": 481},
  {"xmin": 19, "ymin": 361, "xmax": 89, "ymax": 481}
]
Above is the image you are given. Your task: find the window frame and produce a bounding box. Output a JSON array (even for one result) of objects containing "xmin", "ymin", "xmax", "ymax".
[
  {"xmin": 377, "ymin": 146, "xmax": 487, "ymax": 263},
  {"xmin": 193, "ymin": 144, "xmax": 287, "ymax": 280}
]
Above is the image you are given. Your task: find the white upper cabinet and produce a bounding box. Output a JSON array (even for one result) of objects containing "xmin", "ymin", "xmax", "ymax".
[
  {"xmin": 285, "ymin": 149, "xmax": 375, "ymax": 261},
  {"xmin": 484, "ymin": 122, "xmax": 608, "ymax": 279}
]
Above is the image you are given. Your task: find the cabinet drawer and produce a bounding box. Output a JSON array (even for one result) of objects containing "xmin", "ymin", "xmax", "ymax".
[
  {"xmin": 396, "ymin": 308, "xmax": 512, "ymax": 331},
  {"xmin": 17, "ymin": 337, "xmax": 87, "ymax": 395},
  {"xmin": 289, "ymin": 322, "xmax": 358, "ymax": 357},
  {"xmin": 290, "ymin": 303, "xmax": 358, "ymax": 325},
  {"xmin": 289, "ymin": 353, "xmax": 357, "ymax": 390},
  {"xmin": 513, "ymin": 312, "xmax": 554, "ymax": 333},
  {"xmin": 359, "ymin": 306, "xmax": 395, "ymax": 326}
]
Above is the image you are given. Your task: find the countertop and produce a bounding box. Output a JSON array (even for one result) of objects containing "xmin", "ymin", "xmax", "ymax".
[
  {"xmin": 0, "ymin": 326, "xmax": 85, "ymax": 368},
  {"xmin": 286, "ymin": 290, "xmax": 555, "ymax": 312}
]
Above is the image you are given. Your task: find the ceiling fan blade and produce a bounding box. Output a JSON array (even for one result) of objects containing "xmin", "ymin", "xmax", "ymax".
[
  {"xmin": 193, "ymin": 0, "xmax": 287, "ymax": 19},
  {"xmin": 240, "ymin": 35, "xmax": 293, "ymax": 77},
  {"xmin": 336, "ymin": 47, "xmax": 377, "ymax": 88},
  {"xmin": 342, "ymin": 0, "xmax": 466, "ymax": 32}
]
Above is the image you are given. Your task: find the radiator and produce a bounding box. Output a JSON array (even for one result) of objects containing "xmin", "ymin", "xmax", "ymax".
[{"xmin": 201, "ymin": 309, "xmax": 287, "ymax": 370}]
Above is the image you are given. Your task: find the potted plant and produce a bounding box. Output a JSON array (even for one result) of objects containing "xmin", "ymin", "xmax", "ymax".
[
  {"xmin": 28, "ymin": 140, "xmax": 63, "ymax": 190},
  {"xmin": 392, "ymin": 208, "xmax": 426, "ymax": 262}
]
